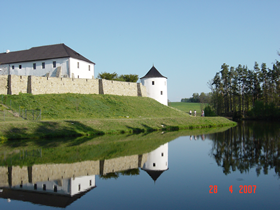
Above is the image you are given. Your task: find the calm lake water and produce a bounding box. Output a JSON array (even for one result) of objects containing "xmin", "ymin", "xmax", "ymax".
[{"xmin": 0, "ymin": 121, "xmax": 280, "ymax": 210}]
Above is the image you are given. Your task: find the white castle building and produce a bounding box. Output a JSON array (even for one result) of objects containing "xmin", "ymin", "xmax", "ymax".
[
  {"xmin": 0, "ymin": 44, "xmax": 95, "ymax": 79},
  {"xmin": 141, "ymin": 66, "xmax": 168, "ymax": 106},
  {"xmin": 141, "ymin": 143, "xmax": 169, "ymax": 182},
  {"xmin": 0, "ymin": 175, "xmax": 96, "ymax": 208}
]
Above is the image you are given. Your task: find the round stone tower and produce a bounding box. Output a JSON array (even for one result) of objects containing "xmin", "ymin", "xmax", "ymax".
[{"xmin": 140, "ymin": 66, "xmax": 168, "ymax": 106}]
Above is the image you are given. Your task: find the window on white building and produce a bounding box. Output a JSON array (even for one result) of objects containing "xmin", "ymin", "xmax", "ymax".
[
  {"xmin": 33, "ymin": 63, "xmax": 36, "ymax": 70},
  {"xmin": 53, "ymin": 61, "xmax": 56, "ymax": 68},
  {"xmin": 152, "ymin": 81, "xmax": 155, "ymax": 85},
  {"xmin": 77, "ymin": 62, "xmax": 79, "ymax": 68},
  {"xmin": 42, "ymin": 62, "xmax": 45, "ymax": 69},
  {"xmin": 12, "ymin": 65, "xmax": 14, "ymax": 69},
  {"xmin": 88, "ymin": 65, "xmax": 90, "ymax": 71},
  {"xmin": 19, "ymin": 65, "xmax": 22, "ymax": 69},
  {"xmin": 161, "ymin": 91, "xmax": 163, "ymax": 95}
]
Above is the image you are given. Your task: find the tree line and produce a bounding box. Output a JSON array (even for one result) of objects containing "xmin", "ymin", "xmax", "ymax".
[
  {"xmin": 97, "ymin": 72, "xmax": 139, "ymax": 82},
  {"xmin": 208, "ymin": 121, "xmax": 280, "ymax": 177},
  {"xmin": 181, "ymin": 92, "xmax": 212, "ymax": 103},
  {"xmin": 209, "ymin": 55, "xmax": 280, "ymax": 119}
]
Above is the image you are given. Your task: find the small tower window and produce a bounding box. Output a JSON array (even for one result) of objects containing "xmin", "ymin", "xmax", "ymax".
[
  {"xmin": 54, "ymin": 185, "xmax": 57, "ymax": 192},
  {"xmin": 88, "ymin": 65, "xmax": 90, "ymax": 71},
  {"xmin": 33, "ymin": 63, "xmax": 36, "ymax": 70},
  {"xmin": 53, "ymin": 61, "xmax": 56, "ymax": 68},
  {"xmin": 77, "ymin": 62, "xmax": 79, "ymax": 68},
  {"xmin": 152, "ymin": 81, "xmax": 155, "ymax": 85},
  {"xmin": 89, "ymin": 180, "xmax": 92, "ymax": 186},
  {"xmin": 161, "ymin": 91, "xmax": 163, "ymax": 95},
  {"xmin": 43, "ymin": 184, "xmax": 46, "ymax": 191},
  {"xmin": 161, "ymin": 153, "xmax": 164, "ymax": 157},
  {"xmin": 19, "ymin": 65, "xmax": 22, "ymax": 69},
  {"xmin": 42, "ymin": 62, "xmax": 45, "ymax": 69},
  {"xmin": 78, "ymin": 184, "xmax": 81, "ymax": 191},
  {"xmin": 153, "ymin": 163, "xmax": 156, "ymax": 167},
  {"xmin": 34, "ymin": 184, "xmax": 37, "ymax": 190},
  {"xmin": 12, "ymin": 65, "xmax": 14, "ymax": 69}
]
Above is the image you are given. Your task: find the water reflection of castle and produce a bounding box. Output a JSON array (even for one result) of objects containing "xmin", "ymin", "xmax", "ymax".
[
  {"xmin": 142, "ymin": 143, "xmax": 168, "ymax": 182},
  {"xmin": 0, "ymin": 143, "xmax": 169, "ymax": 208}
]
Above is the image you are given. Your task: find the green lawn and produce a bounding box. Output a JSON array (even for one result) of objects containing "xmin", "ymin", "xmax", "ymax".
[
  {"xmin": 169, "ymin": 102, "xmax": 207, "ymax": 116},
  {"xmin": 0, "ymin": 93, "xmax": 188, "ymax": 120},
  {"xmin": 0, "ymin": 94, "xmax": 236, "ymax": 140},
  {"xmin": 0, "ymin": 126, "xmax": 232, "ymax": 166}
]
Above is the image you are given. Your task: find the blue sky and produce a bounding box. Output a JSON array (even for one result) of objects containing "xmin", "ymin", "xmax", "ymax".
[{"xmin": 1, "ymin": 0, "xmax": 279, "ymax": 101}]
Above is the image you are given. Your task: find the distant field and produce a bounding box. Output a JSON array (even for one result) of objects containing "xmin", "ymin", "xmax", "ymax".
[{"xmin": 169, "ymin": 102, "xmax": 207, "ymax": 116}]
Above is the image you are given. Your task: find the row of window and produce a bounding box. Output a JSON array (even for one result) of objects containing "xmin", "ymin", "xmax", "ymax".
[
  {"xmin": 11, "ymin": 61, "xmax": 91, "ymax": 71},
  {"xmin": 12, "ymin": 61, "xmax": 57, "ymax": 70},
  {"xmin": 19, "ymin": 179, "xmax": 93, "ymax": 192}
]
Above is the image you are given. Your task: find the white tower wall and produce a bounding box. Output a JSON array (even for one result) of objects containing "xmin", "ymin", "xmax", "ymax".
[
  {"xmin": 141, "ymin": 77, "xmax": 168, "ymax": 106},
  {"xmin": 142, "ymin": 143, "xmax": 168, "ymax": 171}
]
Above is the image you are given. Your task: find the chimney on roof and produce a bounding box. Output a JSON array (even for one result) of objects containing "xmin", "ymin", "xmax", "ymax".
[{"xmin": 6, "ymin": 50, "xmax": 10, "ymax": 53}]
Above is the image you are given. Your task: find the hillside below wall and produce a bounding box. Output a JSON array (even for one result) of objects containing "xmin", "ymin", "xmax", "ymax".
[{"xmin": 1, "ymin": 75, "xmax": 147, "ymax": 97}]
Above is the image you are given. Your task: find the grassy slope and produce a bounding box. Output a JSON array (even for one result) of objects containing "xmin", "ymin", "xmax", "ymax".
[
  {"xmin": 1, "ymin": 94, "xmax": 188, "ymax": 120},
  {"xmin": 0, "ymin": 127, "xmax": 231, "ymax": 166},
  {"xmin": 169, "ymin": 102, "xmax": 207, "ymax": 116},
  {"xmin": 0, "ymin": 94, "xmax": 236, "ymax": 140}
]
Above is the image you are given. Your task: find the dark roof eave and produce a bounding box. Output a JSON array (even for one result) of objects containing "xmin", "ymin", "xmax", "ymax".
[
  {"xmin": 140, "ymin": 76, "xmax": 168, "ymax": 79},
  {"xmin": 0, "ymin": 44, "xmax": 95, "ymax": 65},
  {"xmin": 0, "ymin": 56, "xmax": 95, "ymax": 65}
]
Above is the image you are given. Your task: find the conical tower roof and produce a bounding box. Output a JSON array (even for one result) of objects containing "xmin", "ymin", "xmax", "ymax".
[
  {"xmin": 144, "ymin": 170, "xmax": 165, "ymax": 182},
  {"xmin": 140, "ymin": 66, "xmax": 167, "ymax": 79}
]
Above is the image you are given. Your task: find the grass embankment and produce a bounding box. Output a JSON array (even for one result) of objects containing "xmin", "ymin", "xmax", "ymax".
[
  {"xmin": 169, "ymin": 102, "xmax": 207, "ymax": 116},
  {"xmin": 0, "ymin": 94, "xmax": 236, "ymax": 140},
  {"xmin": 0, "ymin": 127, "xmax": 231, "ymax": 166}
]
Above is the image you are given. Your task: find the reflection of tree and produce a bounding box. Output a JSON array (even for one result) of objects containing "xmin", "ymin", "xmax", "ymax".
[
  {"xmin": 208, "ymin": 121, "xmax": 280, "ymax": 177},
  {"xmin": 99, "ymin": 169, "xmax": 140, "ymax": 180}
]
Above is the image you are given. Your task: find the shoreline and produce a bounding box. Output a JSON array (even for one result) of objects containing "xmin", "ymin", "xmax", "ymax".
[{"xmin": 0, "ymin": 116, "xmax": 237, "ymax": 140}]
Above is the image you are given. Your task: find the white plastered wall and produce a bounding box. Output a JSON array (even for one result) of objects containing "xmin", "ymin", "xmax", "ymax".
[
  {"xmin": 141, "ymin": 77, "xmax": 168, "ymax": 105},
  {"xmin": 2, "ymin": 58, "xmax": 69, "ymax": 77},
  {"xmin": 142, "ymin": 143, "xmax": 168, "ymax": 171},
  {"xmin": 69, "ymin": 57, "xmax": 94, "ymax": 79}
]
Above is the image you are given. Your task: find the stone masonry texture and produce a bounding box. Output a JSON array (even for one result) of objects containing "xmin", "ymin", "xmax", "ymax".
[{"xmin": 1, "ymin": 75, "xmax": 147, "ymax": 97}]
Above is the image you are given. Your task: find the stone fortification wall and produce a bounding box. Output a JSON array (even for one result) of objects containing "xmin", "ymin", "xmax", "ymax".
[
  {"xmin": 30, "ymin": 77, "xmax": 99, "ymax": 95},
  {"xmin": 0, "ymin": 167, "xmax": 9, "ymax": 187},
  {"xmin": 101, "ymin": 80, "xmax": 138, "ymax": 96},
  {"xmin": 31, "ymin": 161, "xmax": 99, "ymax": 183},
  {"xmin": 139, "ymin": 84, "xmax": 147, "ymax": 97},
  {"xmin": 9, "ymin": 75, "xmax": 29, "ymax": 95},
  {"xmin": 102, "ymin": 154, "xmax": 147, "ymax": 175},
  {"xmin": 1, "ymin": 75, "xmax": 147, "ymax": 97},
  {"xmin": 0, "ymin": 153, "xmax": 148, "ymax": 187},
  {"xmin": 0, "ymin": 76, "xmax": 8, "ymax": 95},
  {"xmin": 9, "ymin": 166, "xmax": 29, "ymax": 187}
]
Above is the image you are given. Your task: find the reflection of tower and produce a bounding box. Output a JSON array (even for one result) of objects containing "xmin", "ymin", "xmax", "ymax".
[
  {"xmin": 141, "ymin": 143, "xmax": 168, "ymax": 182},
  {"xmin": 140, "ymin": 66, "xmax": 168, "ymax": 106}
]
